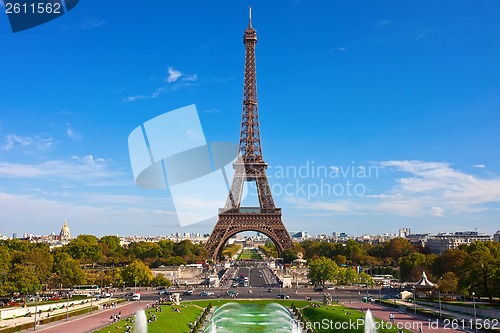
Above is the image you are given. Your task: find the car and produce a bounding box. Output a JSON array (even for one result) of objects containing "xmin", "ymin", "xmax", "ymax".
[
  {"xmin": 226, "ymin": 291, "xmax": 238, "ymax": 298},
  {"xmin": 362, "ymin": 296, "xmax": 375, "ymax": 302},
  {"xmin": 267, "ymin": 288, "xmax": 272, "ymax": 292},
  {"xmin": 314, "ymin": 286, "xmax": 324, "ymax": 292},
  {"xmin": 232, "ymin": 282, "xmax": 239, "ymax": 287},
  {"xmin": 183, "ymin": 290, "xmax": 194, "ymax": 296},
  {"xmin": 200, "ymin": 291, "xmax": 214, "ymax": 297},
  {"xmin": 132, "ymin": 293, "xmax": 141, "ymax": 301},
  {"xmin": 276, "ymin": 294, "xmax": 289, "ymax": 299},
  {"xmin": 158, "ymin": 290, "xmax": 171, "ymax": 295},
  {"xmin": 259, "ymin": 275, "xmax": 263, "ymax": 278},
  {"xmin": 124, "ymin": 292, "xmax": 134, "ymax": 297}
]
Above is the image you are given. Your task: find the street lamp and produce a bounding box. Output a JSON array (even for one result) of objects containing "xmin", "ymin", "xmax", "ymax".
[
  {"xmin": 438, "ymin": 290, "xmax": 442, "ymax": 321},
  {"xmin": 412, "ymin": 286, "xmax": 417, "ymax": 315},
  {"xmin": 66, "ymin": 292, "xmax": 70, "ymax": 321},
  {"xmin": 33, "ymin": 292, "xmax": 39, "ymax": 331},
  {"xmin": 472, "ymin": 292, "xmax": 477, "ymax": 333}
]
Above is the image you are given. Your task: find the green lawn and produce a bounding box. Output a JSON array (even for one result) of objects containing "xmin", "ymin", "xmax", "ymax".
[
  {"xmin": 97, "ymin": 299, "xmax": 411, "ymax": 333},
  {"xmin": 93, "ymin": 299, "xmax": 312, "ymax": 333},
  {"xmin": 93, "ymin": 304, "xmax": 202, "ymax": 333},
  {"xmin": 302, "ymin": 305, "xmax": 411, "ymax": 333},
  {"xmin": 237, "ymin": 248, "xmax": 262, "ymax": 260}
]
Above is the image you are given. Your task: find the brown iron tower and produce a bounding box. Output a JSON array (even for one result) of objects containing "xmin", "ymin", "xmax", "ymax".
[{"xmin": 205, "ymin": 7, "xmax": 293, "ymax": 260}]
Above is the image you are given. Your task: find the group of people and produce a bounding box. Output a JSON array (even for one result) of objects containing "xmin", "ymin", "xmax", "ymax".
[
  {"xmin": 148, "ymin": 313, "xmax": 158, "ymax": 322},
  {"xmin": 103, "ymin": 302, "xmax": 118, "ymax": 309},
  {"xmin": 110, "ymin": 311, "xmax": 122, "ymax": 322}
]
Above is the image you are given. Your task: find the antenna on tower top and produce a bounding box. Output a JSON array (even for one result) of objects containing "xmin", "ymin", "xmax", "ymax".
[{"xmin": 248, "ymin": 6, "xmax": 252, "ymax": 27}]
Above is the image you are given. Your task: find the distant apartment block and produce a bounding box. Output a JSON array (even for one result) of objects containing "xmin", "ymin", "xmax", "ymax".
[
  {"xmin": 425, "ymin": 231, "xmax": 492, "ymax": 254},
  {"xmin": 399, "ymin": 227, "xmax": 411, "ymax": 238},
  {"xmin": 494, "ymin": 230, "xmax": 500, "ymax": 242}
]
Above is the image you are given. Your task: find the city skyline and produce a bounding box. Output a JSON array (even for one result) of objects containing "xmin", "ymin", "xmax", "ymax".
[{"xmin": 1, "ymin": 1, "xmax": 500, "ymax": 237}]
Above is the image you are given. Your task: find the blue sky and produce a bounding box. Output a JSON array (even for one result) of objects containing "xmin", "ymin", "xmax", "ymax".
[{"xmin": 1, "ymin": 1, "xmax": 499, "ymax": 237}]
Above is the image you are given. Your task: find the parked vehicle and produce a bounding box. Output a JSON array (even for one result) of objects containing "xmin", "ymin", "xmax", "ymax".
[{"xmin": 200, "ymin": 291, "xmax": 215, "ymax": 297}]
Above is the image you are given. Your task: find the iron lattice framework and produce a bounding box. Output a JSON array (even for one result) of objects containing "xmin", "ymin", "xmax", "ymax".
[{"xmin": 205, "ymin": 8, "xmax": 293, "ymax": 260}]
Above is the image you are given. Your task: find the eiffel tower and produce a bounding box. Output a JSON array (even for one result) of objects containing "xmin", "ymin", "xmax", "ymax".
[{"xmin": 205, "ymin": 7, "xmax": 293, "ymax": 261}]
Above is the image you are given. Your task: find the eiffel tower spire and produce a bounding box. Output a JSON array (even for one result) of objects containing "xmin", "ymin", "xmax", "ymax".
[
  {"xmin": 239, "ymin": 5, "xmax": 262, "ymax": 163},
  {"xmin": 205, "ymin": 8, "xmax": 293, "ymax": 261}
]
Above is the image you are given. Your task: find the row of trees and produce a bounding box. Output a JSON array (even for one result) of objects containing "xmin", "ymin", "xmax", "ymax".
[
  {"xmin": 0, "ymin": 235, "xmax": 206, "ymax": 297},
  {"xmin": 295, "ymin": 239, "xmax": 499, "ymax": 301},
  {"xmin": 1, "ymin": 234, "xmax": 498, "ymax": 300},
  {"xmin": 307, "ymin": 256, "xmax": 373, "ymax": 287}
]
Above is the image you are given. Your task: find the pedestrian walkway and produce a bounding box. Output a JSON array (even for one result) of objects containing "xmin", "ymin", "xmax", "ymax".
[
  {"xmin": 17, "ymin": 301, "xmax": 146, "ymax": 333},
  {"xmin": 346, "ymin": 302, "xmax": 466, "ymax": 333},
  {"xmin": 0, "ymin": 298, "xmax": 127, "ymax": 332}
]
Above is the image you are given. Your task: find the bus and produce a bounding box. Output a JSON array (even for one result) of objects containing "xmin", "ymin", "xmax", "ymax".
[{"xmin": 72, "ymin": 285, "xmax": 100, "ymax": 296}]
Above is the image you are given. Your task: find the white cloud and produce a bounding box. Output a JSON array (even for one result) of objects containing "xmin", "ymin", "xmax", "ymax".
[
  {"xmin": 203, "ymin": 108, "xmax": 220, "ymax": 114},
  {"xmin": 123, "ymin": 67, "xmax": 197, "ymax": 103},
  {"xmin": 0, "ymin": 192, "xmax": 179, "ymax": 236},
  {"xmin": 2, "ymin": 134, "xmax": 55, "ymax": 151},
  {"xmin": 122, "ymin": 87, "xmax": 166, "ymax": 103},
  {"xmin": 166, "ymin": 67, "xmax": 182, "ymax": 83},
  {"xmin": 287, "ymin": 160, "xmax": 500, "ymax": 219},
  {"xmin": 0, "ymin": 155, "xmax": 123, "ymax": 183},
  {"xmin": 182, "ymin": 74, "xmax": 198, "ymax": 82},
  {"xmin": 337, "ymin": 47, "xmax": 348, "ymax": 52},
  {"xmin": 472, "ymin": 164, "xmax": 485, "ymax": 169},
  {"xmin": 66, "ymin": 123, "xmax": 82, "ymax": 140},
  {"xmin": 431, "ymin": 206, "xmax": 445, "ymax": 217},
  {"xmin": 80, "ymin": 17, "xmax": 106, "ymax": 30}
]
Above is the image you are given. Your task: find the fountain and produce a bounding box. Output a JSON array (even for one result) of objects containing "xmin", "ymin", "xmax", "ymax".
[
  {"xmin": 204, "ymin": 302, "xmax": 301, "ymax": 333},
  {"xmin": 364, "ymin": 309, "xmax": 377, "ymax": 333},
  {"xmin": 134, "ymin": 309, "xmax": 148, "ymax": 333}
]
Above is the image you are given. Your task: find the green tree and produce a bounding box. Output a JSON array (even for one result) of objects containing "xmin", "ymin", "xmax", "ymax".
[
  {"xmin": 337, "ymin": 266, "xmax": 358, "ymax": 285},
  {"xmin": 66, "ymin": 235, "xmax": 103, "ymax": 264},
  {"xmin": 158, "ymin": 240, "xmax": 175, "ymax": 257},
  {"xmin": 334, "ymin": 255, "xmax": 347, "ymax": 266},
  {"xmin": 342, "ymin": 240, "xmax": 366, "ymax": 262},
  {"xmin": 121, "ymin": 260, "xmax": 153, "ymax": 287},
  {"xmin": 0, "ymin": 246, "xmax": 11, "ymax": 272},
  {"xmin": 52, "ymin": 252, "xmax": 85, "ymax": 287},
  {"xmin": 438, "ymin": 272, "xmax": 458, "ymax": 294},
  {"xmin": 128, "ymin": 242, "xmax": 161, "ymax": 264},
  {"xmin": 99, "ymin": 235, "xmax": 121, "ymax": 254},
  {"xmin": 282, "ymin": 248, "xmax": 298, "ymax": 264},
  {"xmin": 384, "ymin": 238, "xmax": 413, "ymax": 260},
  {"xmin": 359, "ymin": 271, "xmax": 374, "ymax": 286},
  {"xmin": 99, "ymin": 235, "xmax": 125, "ymax": 264},
  {"xmin": 400, "ymin": 253, "xmax": 435, "ymax": 282},
  {"xmin": 27, "ymin": 246, "xmax": 54, "ymax": 285},
  {"xmin": 151, "ymin": 274, "xmax": 172, "ymax": 288},
  {"xmin": 460, "ymin": 241, "xmax": 499, "ymax": 301},
  {"xmin": 307, "ymin": 257, "xmax": 338, "ymax": 287},
  {"xmin": 112, "ymin": 268, "xmax": 124, "ymax": 287},
  {"xmin": 433, "ymin": 249, "xmax": 467, "ymax": 277},
  {"xmin": 8, "ymin": 264, "xmax": 41, "ymax": 296},
  {"xmin": 173, "ymin": 240, "xmax": 193, "ymax": 257}
]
